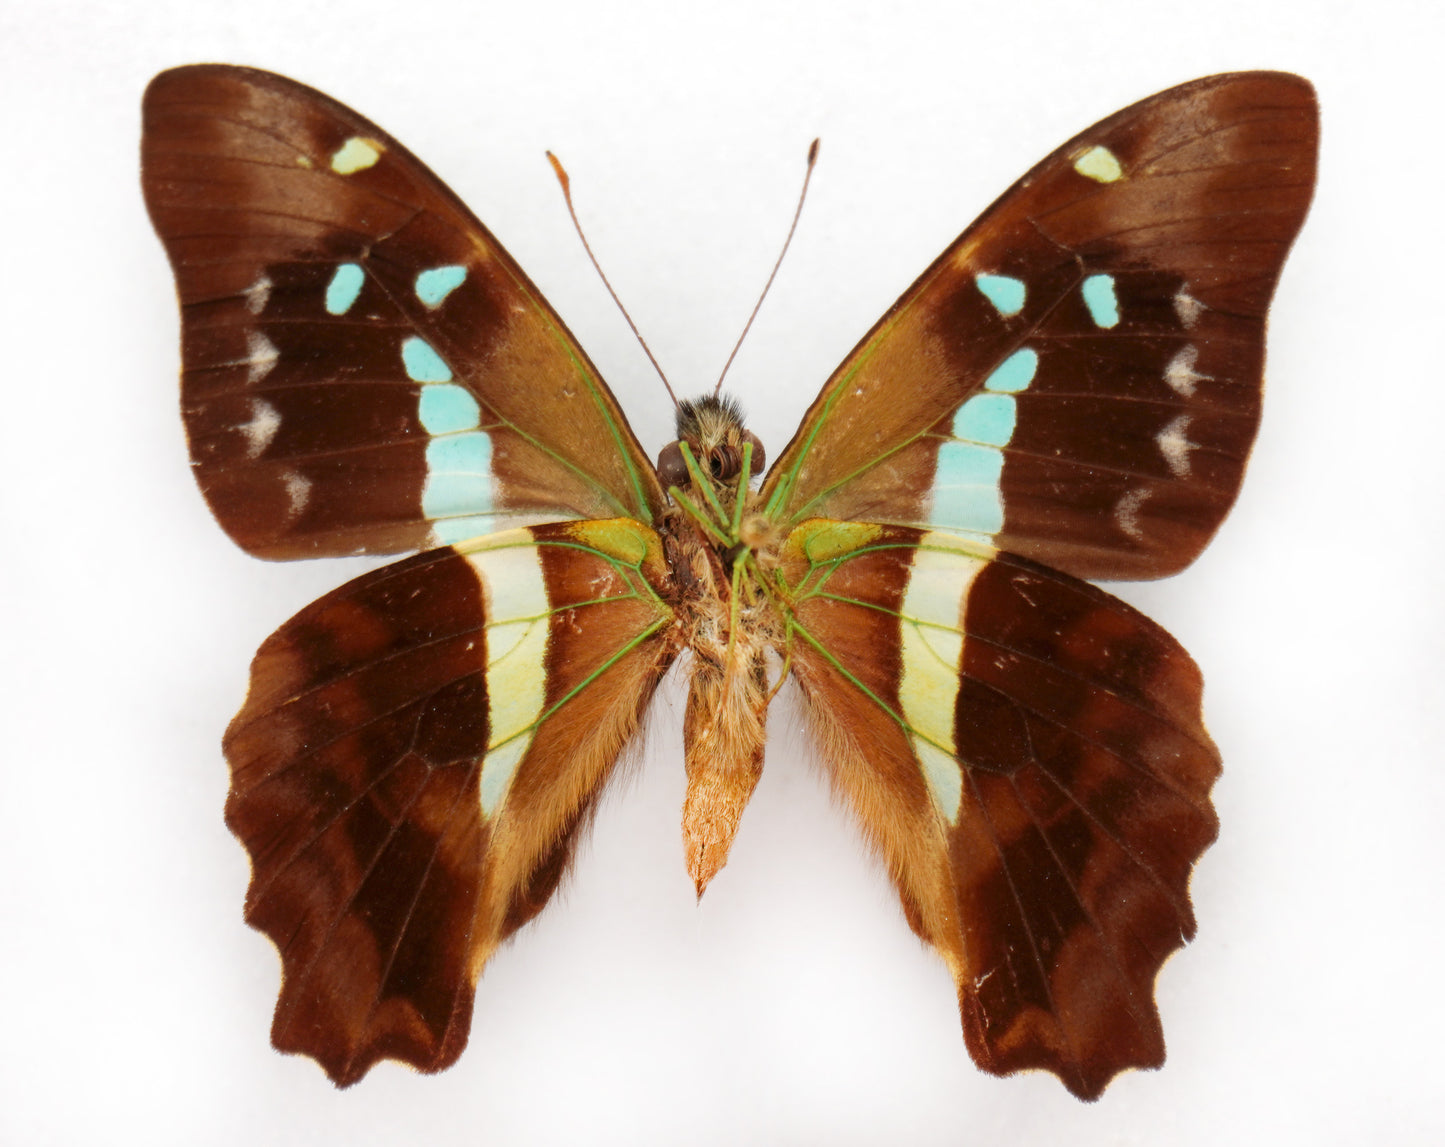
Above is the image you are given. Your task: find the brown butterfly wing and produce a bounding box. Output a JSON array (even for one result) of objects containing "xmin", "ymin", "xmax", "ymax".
[
  {"xmin": 779, "ymin": 522, "xmax": 1218, "ymax": 1098},
  {"xmin": 224, "ymin": 522, "xmax": 676, "ymax": 1083},
  {"xmin": 143, "ymin": 65, "xmax": 664, "ymax": 559},
  {"xmin": 762, "ymin": 72, "xmax": 1317, "ymax": 579}
]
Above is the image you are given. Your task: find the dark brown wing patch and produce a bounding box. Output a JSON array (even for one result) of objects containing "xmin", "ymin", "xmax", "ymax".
[
  {"xmin": 225, "ymin": 548, "xmax": 492, "ymax": 1084},
  {"xmin": 224, "ymin": 522, "xmax": 676, "ymax": 1084},
  {"xmin": 781, "ymin": 525, "xmax": 1218, "ymax": 1098},
  {"xmin": 143, "ymin": 65, "xmax": 663, "ymax": 559},
  {"xmin": 763, "ymin": 72, "xmax": 1317, "ymax": 581}
]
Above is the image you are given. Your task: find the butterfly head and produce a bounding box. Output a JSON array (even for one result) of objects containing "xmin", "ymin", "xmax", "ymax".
[
  {"xmin": 656, "ymin": 394, "xmax": 779, "ymax": 576},
  {"xmin": 657, "ymin": 394, "xmax": 766, "ymax": 493}
]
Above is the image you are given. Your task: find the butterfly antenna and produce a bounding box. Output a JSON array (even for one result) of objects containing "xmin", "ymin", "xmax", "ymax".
[
  {"xmin": 713, "ymin": 138, "xmax": 820, "ymax": 397},
  {"xmin": 546, "ymin": 151, "xmax": 680, "ymax": 408}
]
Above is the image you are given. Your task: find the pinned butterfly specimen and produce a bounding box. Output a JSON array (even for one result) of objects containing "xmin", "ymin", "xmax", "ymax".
[{"xmin": 141, "ymin": 65, "xmax": 1317, "ymax": 1098}]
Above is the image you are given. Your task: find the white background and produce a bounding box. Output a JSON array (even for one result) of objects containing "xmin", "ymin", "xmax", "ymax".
[{"xmin": 3, "ymin": 1, "xmax": 1442, "ymax": 1143}]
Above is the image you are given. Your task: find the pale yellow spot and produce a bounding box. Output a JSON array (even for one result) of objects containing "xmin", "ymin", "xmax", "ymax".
[
  {"xmin": 330, "ymin": 136, "xmax": 383, "ymax": 175},
  {"xmin": 897, "ymin": 535, "xmax": 988, "ymax": 824},
  {"xmin": 1073, "ymin": 145, "xmax": 1123, "ymax": 183},
  {"xmin": 467, "ymin": 537, "xmax": 550, "ymax": 816},
  {"xmin": 296, "ymin": 154, "xmax": 313, "ymax": 169}
]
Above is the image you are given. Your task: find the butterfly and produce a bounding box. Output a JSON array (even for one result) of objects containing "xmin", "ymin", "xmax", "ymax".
[{"xmin": 141, "ymin": 65, "xmax": 1317, "ymax": 1099}]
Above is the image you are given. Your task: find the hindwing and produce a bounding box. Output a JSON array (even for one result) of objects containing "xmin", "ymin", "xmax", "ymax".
[
  {"xmin": 778, "ymin": 521, "xmax": 1219, "ymax": 1098},
  {"xmin": 142, "ymin": 66, "xmax": 664, "ymax": 559},
  {"xmin": 762, "ymin": 72, "xmax": 1317, "ymax": 579},
  {"xmin": 224, "ymin": 521, "xmax": 675, "ymax": 1084}
]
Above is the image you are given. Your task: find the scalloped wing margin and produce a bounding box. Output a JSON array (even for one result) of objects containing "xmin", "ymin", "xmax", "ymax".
[
  {"xmin": 223, "ymin": 520, "xmax": 676, "ymax": 1084},
  {"xmin": 779, "ymin": 521, "xmax": 1219, "ymax": 1098}
]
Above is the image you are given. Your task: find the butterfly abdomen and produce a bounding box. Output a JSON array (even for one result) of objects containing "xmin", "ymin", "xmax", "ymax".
[
  {"xmin": 663, "ymin": 499, "xmax": 784, "ymax": 896},
  {"xmin": 680, "ymin": 645, "xmax": 770, "ymax": 897}
]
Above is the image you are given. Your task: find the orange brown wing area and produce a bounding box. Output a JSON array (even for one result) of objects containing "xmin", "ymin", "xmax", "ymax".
[
  {"xmin": 224, "ymin": 520, "xmax": 675, "ymax": 1084},
  {"xmin": 763, "ymin": 73, "xmax": 1316, "ymax": 580},
  {"xmin": 143, "ymin": 66, "xmax": 663, "ymax": 558},
  {"xmin": 779, "ymin": 522, "xmax": 1219, "ymax": 1098}
]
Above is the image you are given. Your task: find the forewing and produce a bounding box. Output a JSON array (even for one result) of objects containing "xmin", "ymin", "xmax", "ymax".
[
  {"xmin": 763, "ymin": 72, "xmax": 1317, "ymax": 579},
  {"xmin": 143, "ymin": 65, "xmax": 664, "ymax": 558},
  {"xmin": 779, "ymin": 522, "xmax": 1219, "ymax": 1098},
  {"xmin": 223, "ymin": 520, "xmax": 676, "ymax": 1084}
]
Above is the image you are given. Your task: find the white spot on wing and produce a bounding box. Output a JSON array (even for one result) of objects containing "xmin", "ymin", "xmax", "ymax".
[
  {"xmin": 1173, "ymin": 288, "xmax": 1206, "ymax": 328},
  {"xmin": 239, "ymin": 398, "xmax": 281, "ymax": 458},
  {"xmin": 1115, "ymin": 488, "xmax": 1149, "ymax": 541},
  {"xmin": 243, "ymin": 273, "xmax": 272, "ymax": 314},
  {"xmin": 1164, "ymin": 345, "xmax": 1211, "ymax": 397},
  {"xmin": 283, "ymin": 470, "xmax": 311, "ymax": 515},
  {"xmin": 246, "ymin": 331, "xmax": 278, "ymax": 384},
  {"xmin": 1156, "ymin": 414, "xmax": 1196, "ymax": 477}
]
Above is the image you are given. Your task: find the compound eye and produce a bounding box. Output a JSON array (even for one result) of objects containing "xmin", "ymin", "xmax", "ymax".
[
  {"xmin": 657, "ymin": 441, "xmax": 689, "ymax": 489},
  {"xmin": 741, "ymin": 431, "xmax": 766, "ymax": 477}
]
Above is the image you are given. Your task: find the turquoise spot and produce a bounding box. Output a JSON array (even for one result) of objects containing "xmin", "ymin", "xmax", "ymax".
[
  {"xmin": 419, "ymin": 383, "xmax": 481, "ymax": 435},
  {"xmin": 325, "ymin": 263, "xmax": 365, "ymax": 315},
  {"xmin": 930, "ymin": 441, "xmax": 1004, "ymax": 535},
  {"xmin": 983, "ymin": 348, "xmax": 1038, "ymax": 393},
  {"xmin": 953, "ymin": 394, "xmax": 1016, "ymax": 448},
  {"xmin": 975, "ymin": 273, "xmax": 1026, "ymax": 317},
  {"xmin": 403, "ymin": 336, "xmax": 453, "ymax": 382},
  {"xmin": 935, "ymin": 440, "xmax": 1003, "ymax": 486},
  {"xmin": 422, "ymin": 432, "xmax": 493, "ymax": 518},
  {"xmin": 432, "ymin": 514, "xmax": 501, "ymax": 544},
  {"xmin": 1082, "ymin": 273, "xmax": 1120, "ymax": 328},
  {"xmin": 416, "ymin": 265, "xmax": 468, "ymax": 308}
]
